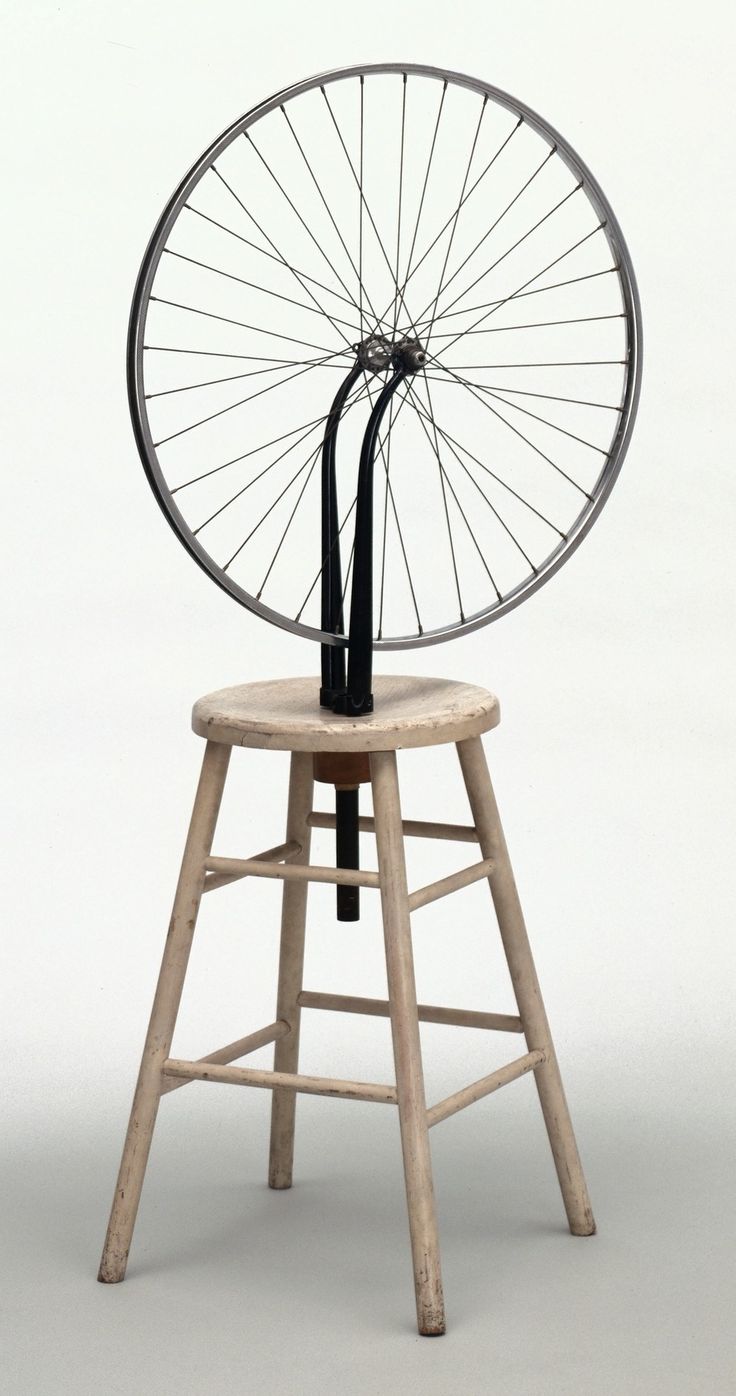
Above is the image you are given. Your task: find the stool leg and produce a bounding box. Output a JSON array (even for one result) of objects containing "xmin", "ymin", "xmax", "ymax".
[
  {"xmin": 268, "ymin": 752, "xmax": 314, "ymax": 1189},
  {"xmin": 371, "ymin": 750, "xmax": 445, "ymax": 1337},
  {"xmin": 98, "ymin": 739, "xmax": 231, "ymax": 1283},
  {"xmin": 456, "ymin": 736, "xmax": 596, "ymax": 1237}
]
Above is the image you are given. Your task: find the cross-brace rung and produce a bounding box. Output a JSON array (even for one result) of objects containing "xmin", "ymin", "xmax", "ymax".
[
  {"xmin": 308, "ymin": 811, "xmax": 479, "ymax": 843},
  {"xmin": 298, "ymin": 990, "xmax": 522, "ymax": 1034},
  {"xmin": 161, "ymin": 1057, "xmax": 397, "ymax": 1104},
  {"xmin": 203, "ymin": 840, "xmax": 302, "ymax": 892},
  {"xmin": 159, "ymin": 1020, "xmax": 290, "ymax": 1095},
  {"xmin": 205, "ymin": 855, "xmax": 380, "ymax": 890},
  {"xmin": 204, "ymin": 851, "xmax": 493, "ymax": 905},
  {"xmin": 160, "ymin": 1044, "xmax": 545, "ymax": 1123},
  {"xmin": 408, "ymin": 858, "xmax": 494, "ymax": 911},
  {"xmin": 426, "ymin": 1049, "xmax": 547, "ymax": 1127},
  {"xmin": 204, "ymin": 809, "xmax": 487, "ymax": 902}
]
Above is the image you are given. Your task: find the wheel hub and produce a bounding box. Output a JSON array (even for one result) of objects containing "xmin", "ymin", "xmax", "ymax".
[{"xmin": 357, "ymin": 334, "xmax": 427, "ymax": 375}]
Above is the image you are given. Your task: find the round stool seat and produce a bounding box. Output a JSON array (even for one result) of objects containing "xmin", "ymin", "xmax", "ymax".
[{"xmin": 192, "ymin": 675, "xmax": 500, "ymax": 753}]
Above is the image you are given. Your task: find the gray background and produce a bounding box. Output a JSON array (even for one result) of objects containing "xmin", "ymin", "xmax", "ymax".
[{"xmin": 2, "ymin": 1, "xmax": 734, "ymax": 1392}]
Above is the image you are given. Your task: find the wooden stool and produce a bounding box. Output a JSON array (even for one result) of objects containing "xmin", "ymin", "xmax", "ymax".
[{"xmin": 98, "ymin": 675, "xmax": 595, "ymax": 1336}]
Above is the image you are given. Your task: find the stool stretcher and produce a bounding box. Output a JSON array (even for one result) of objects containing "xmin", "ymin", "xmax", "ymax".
[
  {"xmin": 160, "ymin": 1020, "xmax": 289, "ymax": 1095},
  {"xmin": 161, "ymin": 1057, "xmax": 398, "ymax": 1104},
  {"xmin": 205, "ymin": 855, "xmax": 380, "ymax": 889},
  {"xmin": 205, "ymin": 851, "xmax": 494, "ymax": 909},
  {"xmin": 408, "ymin": 857, "xmax": 495, "ymax": 911},
  {"xmin": 298, "ymin": 990, "xmax": 523, "ymax": 1034},
  {"xmin": 203, "ymin": 840, "xmax": 301, "ymax": 892},
  {"xmin": 308, "ymin": 811, "xmax": 479, "ymax": 844},
  {"xmin": 427, "ymin": 1050, "xmax": 547, "ymax": 1128}
]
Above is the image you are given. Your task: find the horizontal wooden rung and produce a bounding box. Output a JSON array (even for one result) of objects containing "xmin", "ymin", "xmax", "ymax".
[
  {"xmin": 298, "ymin": 990, "xmax": 523, "ymax": 1034},
  {"xmin": 308, "ymin": 811, "xmax": 478, "ymax": 844},
  {"xmin": 160, "ymin": 1020, "xmax": 289, "ymax": 1095},
  {"xmin": 161, "ymin": 1058, "xmax": 398, "ymax": 1104},
  {"xmin": 203, "ymin": 841, "xmax": 301, "ymax": 892},
  {"xmin": 408, "ymin": 857, "xmax": 494, "ymax": 912},
  {"xmin": 427, "ymin": 1049, "xmax": 547, "ymax": 1128},
  {"xmin": 205, "ymin": 856, "xmax": 380, "ymax": 890}
]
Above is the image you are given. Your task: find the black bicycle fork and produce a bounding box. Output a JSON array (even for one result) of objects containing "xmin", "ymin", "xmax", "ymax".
[{"xmin": 318, "ymin": 337, "xmax": 425, "ymax": 919}]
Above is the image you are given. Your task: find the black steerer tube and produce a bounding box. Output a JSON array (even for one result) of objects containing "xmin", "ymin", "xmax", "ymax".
[
  {"xmin": 319, "ymin": 358, "xmax": 363, "ymax": 920},
  {"xmin": 318, "ymin": 349, "xmax": 416, "ymax": 916},
  {"xmin": 334, "ymin": 367, "xmax": 407, "ymax": 717},
  {"xmin": 335, "ymin": 787, "xmax": 360, "ymax": 921},
  {"xmin": 320, "ymin": 361, "xmax": 362, "ymax": 708}
]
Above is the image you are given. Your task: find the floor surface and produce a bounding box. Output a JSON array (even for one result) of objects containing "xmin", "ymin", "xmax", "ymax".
[{"xmin": 3, "ymin": 1056, "xmax": 733, "ymax": 1395}]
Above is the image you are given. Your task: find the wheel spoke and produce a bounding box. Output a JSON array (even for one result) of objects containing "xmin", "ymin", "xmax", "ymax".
[
  {"xmin": 392, "ymin": 74, "xmax": 408, "ymax": 337},
  {"xmin": 152, "ymin": 356, "xmax": 335, "ymax": 448},
  {"xmin": 404, "ymin": 386, "xmax": 565, "ymax": 535},
  {"xmin": 420, "ymin": 376, "xmax": 624, "ymax": 412},
  {"xmin": 432, "ymin": 356, "xmax": 626, "ymax": 366},
  {"xmin": 360, "ymin": 374, "xmax": 422, "ymax": 637},
  {"xmin": 378, "ymin": 394, "xmax": 395, "ymax": 636},
  {"xmin": 184, "ymin": 203, "xmax": 370, "ymax": 315},
  {"xmin": 193, "ymin": 423, "xmax": 324, "ymax": 534},
  {"xmin": 426, "ymin": 312, "xmax": 625, "ymax": 338},
  {"xmin": 419, "ymin": 266, "xmax": 620, "ymax": 328},
  {"xmin": 408, "ymin": 380, "xmax": 540, "ymax": 571},
  {"xmin": 256, "ymin": 446, "xmax": 322, "ymax": 596},
  {"xmin": 295, "ymin": 492, "xmax": 358, "ymax": 622},
  {"xmin": 413, "ymin": 369, "xmax": 465, "ymax": 621},
  {"xmin": 432, "ymin": 223, "xmax": 608, "ymax": 359},
  {"xmin": 211, "ymin": 162, "xmax": 357, "ymax": 346},
  {"xmin": 145, "ymin": 343, "xmax": 344, "ymax": 364},
  {"xmin": 242, "ymin": 133, "xmax": 366, "ymax": 323},
  {"xmin": 424, "ymin": 95, "xmax": 488, "ymax": 337},
  {"xmin": 321, "ymin": 82, "xmax": 418, "ymax": 335},
  {"xmin": 223, "ymin": 441, "xmax": 321, "ymax": 570},
  {"xmin": 425, "ymin": 374, "xmax": 611, "ymax": 454},
  {"xmin": 149, "ymin": 295, "xmax": 336, "ymax": 355},
  {"xmin": 414, "ymin": 375, "xmax": 502, "ymax": 600},
  {"xmin": 358, "ymin": 76, "xmax": 365, "ymax": 339},
  {"xmin": 415, "ymin": 145, "xmax": 556, "ymax": 331},
  {"xmin": 340, "ymin": 535, "xmax": 356, "ymax": 621},
  {"xmin": 146, "ymin": 351, "xmax": 343, "ymax": 399},
  {"xmin": 416, "ymin": 286, "xmax": 620, "ymax": 328},
  {"xmin": 389, "ymin": 114, "xmax": 523, "ymax": 327},
  {"xmin": 400, "ymin": 79, "xmax": 447, "ymax": 297},
  {"xmin": 427, "ymin": 178, "xmax": 583, "ymax": 333},
  {"xmin": 219, "ymin": 377, "xmax": 373, "ymax": 563},
  {"xmin": 171, "ymin": 407, "xmax": 342, "ymax": 495},
  {"xmin": 429, "ymin": 359, "xmax": 592, "ymax": 496},
  {"xmin": 280, "ymin": 102, "xmax": 384, "ymax": 328},
  {"xmin": 162, "ymin": 247, "xmax": 362, "ymax": 333},
  {"xmin": 293, "ymin": 374, "xmax": 421, "ymax": 636}
]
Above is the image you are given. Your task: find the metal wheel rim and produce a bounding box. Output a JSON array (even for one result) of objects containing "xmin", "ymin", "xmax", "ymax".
[{"xmin": 128, "ymin": 61, "xmax": 642, "ymax": 650}]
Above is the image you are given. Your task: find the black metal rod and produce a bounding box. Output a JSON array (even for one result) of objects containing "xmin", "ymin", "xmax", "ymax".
[
  {"xmin": 336, "ymin": 367, "xmax": 407, "ymax": 716},
  {"xmin": 319, "ymin": 359, "xmax": 364, "ymax": 922},
  {"xmin": 336, "ymin": 787, "xmax": 360, "ymax": 921},
  {"xmin": 320, "ymin": 360, "xmax": 362, "ymax": 706}
]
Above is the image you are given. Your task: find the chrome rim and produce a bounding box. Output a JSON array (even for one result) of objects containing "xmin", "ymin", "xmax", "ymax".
[{"xmin": 129, "ymin": 63, "xmax": 642, "ymax": 650}]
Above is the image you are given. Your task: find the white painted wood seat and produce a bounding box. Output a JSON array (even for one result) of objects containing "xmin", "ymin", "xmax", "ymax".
[{"xmin": 192, "ymin": 674, "xmax": 500, "ymax": 752}]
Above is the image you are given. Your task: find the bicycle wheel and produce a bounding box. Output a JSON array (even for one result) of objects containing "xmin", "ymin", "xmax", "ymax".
[{"xmin": 129, "ymin": 62, "xmax": 641, "ymax": 650}]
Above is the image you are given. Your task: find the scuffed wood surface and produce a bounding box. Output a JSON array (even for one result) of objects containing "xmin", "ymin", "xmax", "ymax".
[{"xmin": 192, "ymin": 674, "xmax": 499, "ymax": 752}]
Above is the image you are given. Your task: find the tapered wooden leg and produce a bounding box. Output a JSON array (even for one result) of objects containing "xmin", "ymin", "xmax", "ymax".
[
  {"xmin": 456, "ymin": 736, "xmax": 596, "ymax": 1237},
  {"xmin": 371, "ymin": 750, "xmax": 445, "ymax": 1337},
  {"xmin": 268, "ymin": 752, "xmax": 314, "ymax": 1189},
  {"xmin": 98, "ymin": 740, "xmax": 231, "ymax": 1283}
]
